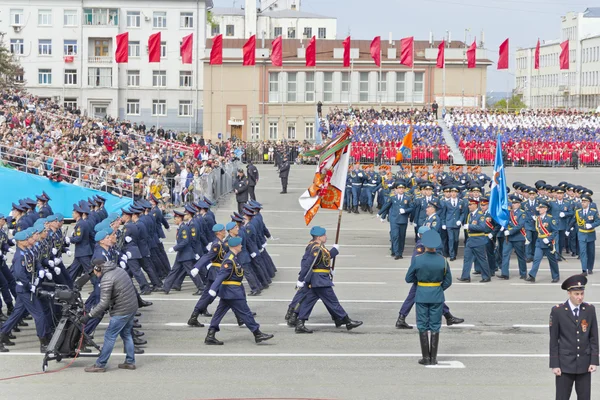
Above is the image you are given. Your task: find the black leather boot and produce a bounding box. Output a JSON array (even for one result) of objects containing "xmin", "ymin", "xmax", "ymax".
[
  {"xmin": 133, "ymin": 329, "xmax": 144, "ymax": 337},
  {"xmin": 0, "ymin": 341, "xmax": 8, "ymax": 352},
  {"xmin": 7, "ymin": 303, "xmax": 14, "ymax": 316},
  {"xmin": 253, "ymin": 329, "xmax": 274, "ymax": 343},
  {"xmin": 430, "ymin": 332, "xmax": 440, "ymax": 365},
  {"xmin": 287, "ymin": 312, "xmax": 298, "ymax": 327},
  {"xmin": 134, "ymin": 346, "xmax": 145, "ymax": 354},
  {"xmin": 133, "ymin": 336, "xmax": 147, "ymax": 346},
  {"xmin": 295, "ymin": 320, "xmax": 313, "ymax": 334},
  {"xmin": 353, "ymin": 206, "xmax": 359, "ymax": 214},
  {"xmin": 205, "ymin": 328, "xmax": 224, "ymax": 345},
  {"xmin": 342, "ymin": 315, "xmax": 363, "ymax": 331},
  {"xmin": 418, "ymin": 331, "xmax": 431, "ymax": 365},
  {"xmin": 40, "ymin": 337, "xmax": 49, "ymax": 353},
  {"xmin": 395, "ymin": 314, "xmax": 412, "ymax": 329},
  {"xmin": 444, "ymin": 312, "xmax": 464, "ymax": 326},
  {"xmin": 0, "ymin": 332, "xmax": 15, "ymax": 346},
  {"xmin": 235, "ymin": 313, "xmax": 245, "ymax": 327},
  {"xmin": 334, "ymin": 319, "xmax": 343, "ymax": 328},
  {"xmin": 200, "ymin": 310, "xmax": 212, "ymax": 317},
  {"xmin": 284, "ymin": 307, "xmax": 293, "ymax": 321},
  {"xmin": 187, "ymin": 311, "xmax": 204, "ymax": 328}
]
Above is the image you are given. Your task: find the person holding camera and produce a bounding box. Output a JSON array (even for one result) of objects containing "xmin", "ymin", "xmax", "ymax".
[{"xmin": 80, "ymin": 259, "xmax": 138, "ymax": 372}]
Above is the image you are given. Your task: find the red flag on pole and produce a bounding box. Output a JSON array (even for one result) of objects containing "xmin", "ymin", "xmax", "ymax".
[
  {"xmin": 400, "ymin": 37, "xmax": 414, "ymax": 68},
  {"xmin": 498, "ymin": 38, "xmax": 509, "ymax": 70},
  {"xmin": 560, "ymin": 40, "xmax": 569, "ymax": 70},
  {"xmin": 342, "ymin": 36, "xmax": 351, "ymax": 67},
  {"xmin": 271, "ymin": 36, "xmax": 282, "ymax": 67},
  {"xmin": 243, "ymin": 35, "xmax": 256, "ymax": 66},
  {"xmin": 436, "ymin": 41, "xmax": 445, "ymax": 68},
  {"xmin": 534, "ymin": 39, "xmax": 540, "ymax": 70},
  {"xmin": 180, "ymin": 34, "xmax": 193, "ymax": 64},
  {"xmin": 306, "ymin": 36, "xmax": 316, "ymax": 67},
  {"xmin": 210, "ymin": 34, "xmax": 223, "ymax": 65},
  {"xmin": 148, "ymin": 32, "xmax": 161, "ymax": 63},
  {"xmin": 115, "ymin": 32, "xmax": 129, "ymax": 63},
  {"xmin": 466, "ymin": 39, "xmax": 476, "ymax": 68},
  {"xmin": 370, "ymin": 36, "xmax": 381, "ymax": 67}
]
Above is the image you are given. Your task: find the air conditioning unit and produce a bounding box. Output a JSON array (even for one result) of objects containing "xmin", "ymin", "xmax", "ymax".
[
  {"xmin": 144, "ymin": 16, "xmax": 150, "ymax": 22},
  {"xmin": 12, "ymin": 25, "xmax": 22, "ymax": 33}
]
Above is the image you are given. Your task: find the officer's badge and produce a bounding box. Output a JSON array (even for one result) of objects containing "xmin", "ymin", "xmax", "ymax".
[
  {"xmin": 432, "ymin": 222, "xmax": 437, "ymax": 227},
  {"xmin": 404, "ymin": 200, "xmax": 408, "ymax": 204},
  {"xmin": 582, "ymin": 319, "xmax": 588, "ymax": 332},
  {"xmin": 182, "ymin": 230, "xmax": 188, "ymax": 239},
  {"xmin": 223, "ymin": 263, "xmax": 230, "ymax": 269},
  {"xmin": 589, "ymin": 216, "xmax": 594, "ymax": 221},
  {"xmin": 191, "ymin": 228, "xmax": 196, "ymax": 237},
  {"xmin": 246, "ymin": 229, "xmax": 250, "ymax": 234},
  {"xmin": 213, "ymin": 247, "xmax": 218, "ymax": 252},
  {"xmin": 76, "ymin": 227, "xmax": 81, "ymax": 236},
  {"xmin": 486, "ymin": 217, "xmax": 492, "ymax": 222},
  {"xmin": 313, "ymin": 251, "xmax": 318, "ymax": 256}
]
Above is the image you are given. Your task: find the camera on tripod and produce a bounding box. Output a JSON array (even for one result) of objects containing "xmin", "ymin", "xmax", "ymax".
[{"xmin": 37, "ymin": 283, "xmax": 80, "ymax": 305}]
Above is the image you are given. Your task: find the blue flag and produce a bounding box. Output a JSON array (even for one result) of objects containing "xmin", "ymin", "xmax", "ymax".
[
  {"xmin": 490, "ymin": 135, "xmax": 509, "ymax": 227},
  {"xmin": 315, "ymin": 113, "xmax": 323, "ymax": 145}
]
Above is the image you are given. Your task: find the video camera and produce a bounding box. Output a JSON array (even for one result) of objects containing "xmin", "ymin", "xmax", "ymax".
[{"xmin": 37, "ymin": 273, "xmax": 91, "ymax": 307}]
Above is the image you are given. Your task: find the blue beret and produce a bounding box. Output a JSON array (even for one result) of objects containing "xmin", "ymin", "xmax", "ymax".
[
  {"xmin": 310, "ymin": 226, "xmax": 326, "ymax": 236},
  {"xmin": 228, "ymin": 236, "xmax": 243, "ymax": 247},
  {"xmin": 94, "ymin": 229, "xmax": 111, "ymax": 242},
  {"xmin": 14, "ymin": 231, "xmax": 28, "ymax": 241},
  {"xmin": 225, "ymin": 222, "xmax": 237, "ymax": 231},
  {"xmin": 55, "ymin": 213, "xmax": 64, "ymax": 221},
  {"xmin": 212, "ymin": 223, "xmax": 225, "ymax": 232},
  {"xmin": 33, "ymin": 223, "xmax": 45, "ymax": 233},
  {"xmin": 0, "ymin": 213, "xmax": 5, "ymax": 220},
  {"xmin": 24, "ymin": 227, "xmax": 36, "ymax": 237},
  {"xmin": 95, "ymin": 221, "xmax": 109, "ymax": 232},
  {"xmin": 46, "ymin": 215, "xmax": 58, "ymax": 222}
]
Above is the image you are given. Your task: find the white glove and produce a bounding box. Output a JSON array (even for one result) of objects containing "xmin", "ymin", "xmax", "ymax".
[
  {"xmin": 126, "ymin": 251, "xmax": 132, "ymax": 258},
  {"xmin": 190, "ymin": 268, "xmax": 199, "ymax": 278},
  {"xmin": 487, "ymin": 233, "xmax": 493, "ymax": 239},
  {"xmin": 442, "ymin": 225, "xmax": 447, "ymax": 230},
  {"xmin": 332, "ymin": 244, "xmax": 339, "ymax": 251},
  {"xmin": 296, "ymin": 280, "xmax": 305, "ymax": 288},
  {"xmin": 9, "ymin": 229, "xmax": 14, "ymax": 236},
  {"xmin": 120, "ymin": 261, "xmax": 127, "ymax": 269},
  {"xmin": 54, "ymin": 266, "xmax": 61, "ymax": 275},
  {"xmin": 456, "ymin": 221, "xmax": 462, "ymax": 226},
  {"xmin": 500, "ymin": 226, "xmax": 505, "ymax": 232},
  {"xmin": 570, "ymin": 227, "xmax": 574, "ymax": 232},
  {"xmin": 206, "ymin": 263, "xmax": 212, "ymax": 270},
  {"xmin": 565, "ymin": 231, "xmax": 570, "ymax": 237},
  {"xmin": 30, "ymin": 285, "xmax": 37, "ymax": 293},
  {"xmin": 543, "ymin": 238, "xmax": 550, "ymax": 244},
  {"xmin": 251, "ymin": 252, "xmax": 257, "ymax": 258},
  {"xmin": 125, "ymin": 236, "xmax": 132, "ymax": 243},
  {"xmin": 380, "ymin": 218, "xmax": 386, "ymax": 223},
  {"xmin": 9, "ymin": 248, "xmax": 16, "ymax": 254},
  {"xmin": 65, "ymin": 237, "xmax": 71, "ymax": 244},
  {"xmin": 45, "ymin": 272, "xmax": 53, "ymax": 281},
  {"xmin": 195, "ymin": 254, "xmax": 200, "ymax": 260},
  {"xmin": 48, "ymin": 260, "xmax": 55, "ymax": 267},
  {"xmin": 121, "ymin": 254, "xmax": 128, "ymax": 262},
  {"xmin": 532, "ymin": 216, "xmax": 537, "ymax": 221},
  {"xmin": 54, "ymin": 257, "xmax": 62, "ymax": 265},
  {"xmin": 208, "ymin": 289, "xmax": 217, "ymax": 297},
  {"xmin": 400, "ymin": 208, "xmax": 406, "ymax": 214},
  {"xmin": 38, "ymin": 270, "xmax": 46, "ymax": 279},
  {"xmin": 586, "ymin": 223, "xmax": 593, "ymax": 229},
  {"xmin": 262, "ymin": 242, "xmax": 267, "ymax": 248},
  {"xmin": 331, "ymin": 269, "xmax": 335, "ymax": 277},
  {"xmin": 260, "ymin": 248, "xmax": 265, "ymax": 253},
  {"xmin": 159, "ymin": 238, "xmax": 164, "ymax": 243},
  {"xmin": 461, "ymin": 180, "xmax": 466, "ymax": 184},
  {"xmin": 206, "ymin": 244, "xmax": 211, "ymax": 251},
  {"xmin": 66, "ymin": 250, "xmax": 72, "ymax": 257},
  {"xmin": 167, "ymin": 227, "xmax": 171, "ymax": 232},
  {"xmin": 559, "ymin": 212, "xmax": 565, "ymax": 218},
  {"xmin": 34, "ymin": 277, "xmax": 40, "ymax": 286},
  {"xmin": 168, "ymin": 247, "xmax": 174, "ymax": 253},
  {"xmin": 52, "ymin": 248, "xmax": 58, "ymax": 255}
]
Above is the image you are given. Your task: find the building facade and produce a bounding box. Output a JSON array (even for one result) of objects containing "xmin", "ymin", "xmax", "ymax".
[
  {"xmin": 515, "ymin": 8, "xmax": 600, "ymax": 109},
  {"xmin": 203, "ymin": 38, "xmax": 491, "ymax": 142},
  {"xmin": 0, "ymin": 0, "xmax": 212, "ymax": 132}
]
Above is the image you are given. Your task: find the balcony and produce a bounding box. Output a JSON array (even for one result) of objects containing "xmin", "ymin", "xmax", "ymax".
[
  {"xmin": 83, "ymin": 9, "xmax": 119, "ymax": 26},
  {"xmin": 88, "ymin": 56, "xmax": 113, "ymax": 64}
]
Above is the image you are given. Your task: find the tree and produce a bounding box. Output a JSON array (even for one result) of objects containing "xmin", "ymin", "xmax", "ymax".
[
  {"xmin": 493, "ymin": 95, "xmax": 527, "ymax": 111},
  {"xmin": 0, "ymin": 39, "xmax": 24, "ymax": 88}
]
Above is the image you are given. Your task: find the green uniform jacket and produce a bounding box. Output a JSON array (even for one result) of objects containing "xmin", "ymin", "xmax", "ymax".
[{"xmin": 405, "ymin": 252, "xmax": 452, "ymax": 304}]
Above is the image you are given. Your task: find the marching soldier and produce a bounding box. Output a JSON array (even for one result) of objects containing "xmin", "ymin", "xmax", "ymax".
[
  {"xmin": 66, "ymin": 202, "xmax": 93, "ymax": 282},
  {"xmin": 441, "ymin": 186, "xmax": 466, "ymax": 261},
  {"xmin": 526, "ymin": 201, "xmax": 560, "ymax": 283},
  {"xmin": 378, "ymin": 180, "xmax": 413, "ymax": 260},
  {"xmin": 349, "ymin": 162, "xmax": 365, "ymax": 214},
  {"xmin": 523, "ymin": 187, "xmax": 540, "ymax": 262},
  {"xmin": 458, "ymin": 199, "xmax": 491, "ymax": 283},
  {"xmin": 499, "ymin": 196, "xmax": 528, "ymax": 280},
  {"xmin": 552, "ymin": 187, "xmax": 573, "ymax": 259},
  {"xmin": 574, "ymin": 196, "xmax": 600, "ymax": 275}
]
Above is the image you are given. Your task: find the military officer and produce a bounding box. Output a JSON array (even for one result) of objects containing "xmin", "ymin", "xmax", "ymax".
[
  {"xmin": 405, "ymin": 230, "xmax": 452, "ymax": 366},
  {"xmin": 523, "ymin": 187, "xmax": 540, "ymax": 262},
  {"xmin": 378, "ymin": 180, "xmax": 413, "ymax": 260},
  {"xmin": 119, "ymin": 207, "xmax": 153, "ymax": 295},
  {"xmin": 499, "ymin": 196, "xmax": 528, "ymax": 280},
  {"xmin": 349, "ymin": 162, "xmax": 365, "ymax": 214},
  {"xmin": 574, "ymin": 196, "xmax": 600, "ymax": 275},
  {"xmin": 363, "ymin": 165, "xmax": 380, "ymax": 214},
  {"xmin": 441, "ymin": 186, "xmax": 466, "ymax": 261},
  {"xmin": 66, "ymin": 202, "xmax": 93, "ymax": 282},
  {"xmin": 458, "ymin": 199, "xmax": 491, "ymax": 283},
  {"xmin": 234, "ymin": 169, "xmax": 250, "ymax": 214},
  {"xmin": 479, "ymin": 196, "xmax": 500, "ymax": 276},
  {"xmin": 552, "ymin": 187, "xmax": 573, "ymax": 259},
  {"xmin": 550, "ymin": 275, "xmax": 598, "ymax": 400},
  {"xmin": 526, "ymin": 201, "xmax": 560, "ymax": 283}
]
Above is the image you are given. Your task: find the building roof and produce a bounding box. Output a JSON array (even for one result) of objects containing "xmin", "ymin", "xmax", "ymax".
[
  {"xmin": 261, "ymin": 9, "xmax": 335, "ymax": 19},
  {"xmin": 584, "ymin": 7, "xmax": 600, "ymax": 18},
  {"xmin": 211, "ymin": 7, "xmax": 245, "ymax": 16}
]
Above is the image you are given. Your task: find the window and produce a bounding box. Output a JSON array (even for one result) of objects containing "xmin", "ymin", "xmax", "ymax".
[
  {"xmin": 251, "ymin": 122, "xmax": 260, "ymax": 141},
  {"xmin": 318, "ymin": 28, "xmax": 327, "ymax": 39},
  {"xmin": 152, "ymin": 100, "xmax": 167, "ymax": 116},
  {"xmin": 287, "ymin": 123, "xmax": 296, "ymax": 139},
  {"xmin": 178, "ymin": 100, "xmax": 193, "ymax": 117},
  {"xmin": 153, "ymin": 11, "xmax": 167, "ymax": 28},
  {"xmin": 127, "ymin": 11, "xmax": 140, "ymax": 28},
  {"xmin": 64, "ymin": 69, "xmax": 77, "ymax": 85},
  {"xmin": 63, "ymin": 40, "xmax": 78, "ymax": 55},
  {"xmin": 10, "ymin": 39, "xmax": 24, "ymax": 55},
  {"xmin": 287, "ymin": 72, "xmax": 297, "ymax": 102},
  {"xmin": 305, "ymin": 72, "xmax": 315, "ymax": 102},
  {"xmin": 396, "ymin": 72, "xmax": 406, "ymax": 102},
  {"xmin": 179, "ymin": 71, "xmax": 193, "ymax": 87},
  {"xmin": 378, "ymin": 72, "xmax": 387, "ymax": 102},
  {"xmin": 88, "ymin": 68, "xmax": 112, "ymax": 87},
  {"xmin": 127, "ymin": 99, "xmax": 140, "ymax": 115},
  {"xmin": 84, "ymin": 8, "xmax": 118, "ymax": 26},
  {"xmin": 153, "ymin": 70, "xmax": 166, "ymax": 87},
  {"xmin": 341, "ymin": 71, "xmax": 350, "ymax": 102},
  {"xmin": 305, "ymin": 122, "xmax": 314, "ymax": 140},
  {"xmin": 64, "ymin": 10, "xmax": 77, "ymax": 26},
  {"xmin": 128, "ymin": 41, "xmax": 140, "ymax": 58},
  {"xmin": 10, "ymin": 9, "xmax": 24, "ymax": 25},
  {"xmin": 287, "ymin": 27, "xmax": 296, "ymax": 39},
  {"xmin": 211, "ymin": 25, "xmax": 220, "ymax": 36},
  {"xmin": 413, "ymin": 72, "xmax": 424, "ymax": 102},
  {"xmin": 15, "ymin": 73, "xmax": 24, "ymax": 83},
  {"xmin": 269, "ymin": 72, "xmax": 279, "ymax": 103},
  {"xmin": 303, "ymin": 27, "xmax": 312, "ymax": 38},
  {"xmin": 274, "ymin": 27, "xmax": 282, "ymax": 37},
  {"xmin": 323, "ymin": 72, "xmax": 333, "ymax": 102},
  {"xmin": 64, "ymin": 98, "xmax": 78, "ymax": 109},
  {"xmin": 359, "ymin": 72, "xmax": 369, "ymax": 102},
  {"xmin": 226, "ymin": 25, "xmax": 235, "ymax": 37},
  {"xmin": 38, "ymin": 69, "xmax": 52, "ymax": 85},
  {"xmin": 160, "ymin": 41, "xmax": 167, "ymax": 58},
  {"xmin": 127, "ymin": 70, "xmax": 140, "ymax": 87},
  {"xmin": 38, "ymin": 10, "xmax": 53, "ymax": 26},
  {"xmin": 269, "ymin": 122, "xmax": 278, "ymax": 139},
  {"xmin": 38, "ymin": 40, "xmax": 52, "ymax": 56},
  {"xmin": 180, "ymin": 12, "xmax": 193, "ymax": 28}
]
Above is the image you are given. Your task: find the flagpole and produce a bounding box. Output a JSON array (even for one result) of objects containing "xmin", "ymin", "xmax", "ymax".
[
  {"xmin": 379, "ymin": 49, "xmax": 382, "ymax": 107},
  {"xmin": 411, "ymin": 40, "xmax": 414, "ymax": 109},
  {"xmin": 220, "ymin": 63, "xmax": 224, "ymax": 139},
  {"xmin": 331, "ymin": 141, "xmax": 351, "ymax": 271},
  {"xmin": 157, "ymin": 59, "xmax": 161, "ymax": 128},
  {"xmin": 443, "ymin": 33, "xmax": 447, "ymax": 112}
]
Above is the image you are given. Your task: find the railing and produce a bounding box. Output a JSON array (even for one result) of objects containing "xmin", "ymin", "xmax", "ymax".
[
  {"xmin": 88, "ymin": 56, "xmax": 113, "ymax": 64},
  {"xmin": 459, "ymin": 147, "xmax": 595, "ymax": 167}
]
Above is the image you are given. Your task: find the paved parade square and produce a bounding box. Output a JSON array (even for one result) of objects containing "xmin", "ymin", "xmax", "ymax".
[{"xmin": 0, "ymin": 163, "xmax": 599, "ymax": 399}]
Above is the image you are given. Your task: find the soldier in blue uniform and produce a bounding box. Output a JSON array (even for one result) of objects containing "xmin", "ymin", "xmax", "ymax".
[
  {"xmin": 66, "ymin": 202, "xmax": 93, "ymax": 282},
  {"xmin": 294, "ymin": 226, "xmax": 363, "ymax": 334},
  {"xmin": 378, "ymin": 180, "xmax": 413, "ymax": 260},
  {"xmin": 204, "ymin": 236, "xmax": 274, "ymax": 345},
  {"xmin": 0, "ymin": 214, "xmax": 16, "ymax": 320},
  {"xmin": 441, "ymin": 186, "xmax": 466, "ymax": 261},
  {"xmin": 526, "ymin": 201, "xmax": 560, "ymax": 283},
  {"xmin": 363, "ymin": 164, "xmax": 381, "ymax": 214},
  {"xmin": 550, "ymin": 275, "xmax": 598, "ymax": 400},
  {"xmin": 552, "ymin": 187, "xmax": 573, "ymax": 259},
  {"xmin": 479, "ymin": 196, "xmax": 500, "ymax": 276},
  {"xmin": 232, "ymin": 212, "xmax": 270, "ymax": 290},
  {"xmin": 225, "ymin": 221, "xmax": 262, "ymax": 295},
  {"xmin": 523, "ymin": 187, "xmax": 540, "ymax": 262},
  {"xmin": 36, "ymin": 194, "xmax": 53, "ymax": 218},
  {"xmin": 499, "ymin": 196, "xmax": 528, "ymax": 280},
  {"xmin": 349, "ymin": 162, "xmax": 365, "ymax": 214},
  {"xmin": 405, "ymin": 230, "xmax": 452, "ymax": 366},
  {"xmin": 574, "ymin": 196, "xmax": 600, "ymax": 275},
  {"xmin": 134, "ymin": 202, "xmax": 163, "ymax": 290},
  {"xmin": 457, "ymin": 199, "xmax": 492, "ymax": 283},
  {"xmin": 415, "ymin": 182, "xmax": 439, "ymax": 230},
  {"xmin": 149, "ymin": 194, "xmax": 171, "ymax": 276},
  {"xmin": 120, "ymin": 207, "xmax": 153, "ymax": 295},
  {"xmin": 94, "ymin": 195, "xmax": 108, "ymax": 220}
]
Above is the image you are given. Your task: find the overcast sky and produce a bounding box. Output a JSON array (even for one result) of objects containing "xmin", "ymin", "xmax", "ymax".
[{"xmin": 216, "ymin": 0, "xmax": 589, "ymax": 92}]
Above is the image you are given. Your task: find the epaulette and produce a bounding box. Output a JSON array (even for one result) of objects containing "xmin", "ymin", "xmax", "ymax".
[
  {"xmin": 477, "ymin": 211, "xmax": 483, "ymax": 215},
  {"xmin": 591, "ymin": 208, "xmax": 597, "ymax": 211},
  {"xmin": 547, "ymin": 214, "xmax": 553, "ymax": 217},
  {"xmin": 228, "ymin": 253, "xmax": 234, "ymax": 260}
]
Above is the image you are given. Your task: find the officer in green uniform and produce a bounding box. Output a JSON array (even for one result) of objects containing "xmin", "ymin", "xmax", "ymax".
[{"xmin": 405, "ymin": 230, "xmax": 452, "ymax": 366}]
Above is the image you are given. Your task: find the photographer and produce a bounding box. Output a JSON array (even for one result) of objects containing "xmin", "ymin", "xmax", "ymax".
[{"xmin": 80, "ymin": 259, "xmax": 138, "ymax": 372}]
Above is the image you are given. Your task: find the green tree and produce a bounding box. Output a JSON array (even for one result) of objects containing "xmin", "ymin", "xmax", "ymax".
[
  {"xmin": 493, "ymin": 95, "xmax": 527, "ymax": 111},
  {"xmin": 0, "ymin": 39, "xmax": 23, "ymax": 88}
]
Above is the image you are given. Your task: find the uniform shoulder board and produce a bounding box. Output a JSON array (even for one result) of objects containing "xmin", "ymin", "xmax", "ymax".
[
  {"xmin": 591, "ymin": 208, "xmax": 597, "ymax": 211},
  {"xmin": 477, "ymin": 211, "xmax": 483, "ymax": 215},
  {"xmin": 547, "ymin": 214, "xmax": 553, "ymax": 217},
  {"xmin": 228, "ymin": 253, "xmax": 234, "ymax": 260}
]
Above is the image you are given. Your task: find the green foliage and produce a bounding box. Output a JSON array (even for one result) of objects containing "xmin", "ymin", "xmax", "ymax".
[
  {"xmin": 493, "ymin": 95, "xmax": 527, "ymax": 111},
  {"xmin": 0, "ymin": 39, "xmax": 23, "ymax": 88}
]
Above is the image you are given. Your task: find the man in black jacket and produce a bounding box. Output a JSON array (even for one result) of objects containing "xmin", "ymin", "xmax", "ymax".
[
  {"xmin": 279, "ymin": 155, "xmax": 290, "ymax": 194},
  {"xmin": 550, "ymin": 274, "xmax": 599, "ymax": 400},
  {"xmin": 234, "ymin": 169, "xmax": 249, "ymax": 214},
  {"xmin": 246, "ymin": 161, "xmax": 259, "ymax": 201}
]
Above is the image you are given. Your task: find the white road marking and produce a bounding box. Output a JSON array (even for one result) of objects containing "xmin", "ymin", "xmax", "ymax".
[
  {"xmin": 271, "ymin": 281, "xmax": 386, "ymax": 285},
  {"xmin": 0, "ymin": 352, "xmax": 551, "ymax": 358},
  {"xmin": 426, "ymin": 361, "xmax": 466, "ymax": 369},
  {"xmin": 511, "ymin": 283, "xmax": 560, "ymax": 286},
  {"xmin": 513, "ymin": 324, "xmax": 547, "ymax": 328},
  {"xmin": 275, "ymin": 323, "xmax": 475, "ymax": 328},
  {"xmin": 143, "ymin": 298, "xmax": 574, "ymax": 304}
]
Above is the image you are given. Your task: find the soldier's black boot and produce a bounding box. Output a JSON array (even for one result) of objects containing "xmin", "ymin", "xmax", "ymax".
[
  {"xmin": 0, "ymin": 332, "xmax": 15, "ymax": 346},
  {"xmin": 295, "ymin": 320, "xmax": 313, "ymax": 334},
  {"xmin": 284, "ymin": 307, "xmax": 293, "ymax": 321},
  {"xmin": 334, "ymin": 318, "xmax": 343, "ymax": 328},
  {"xmin": 444, "ymin": 312, "xmax": 464, "ymax": 326},
  {"xmin": 353, "ymin": 206, "xmax": 359, "ymax": 214},
  {"xmin": 200, "ymin": 310, "xmax": 213, "ymax": 317},
  {"xmin": 235, "ymin": 313, "xmax": 245, "ymax": 327},
  {"xmin": 0, "ymin": 341, "xmax": 7, "ymax": 352},
  {"xmin": 204, "ymin": 328, "xmax": 224, "ymax": 345},
  {"xmin": 346, "ymin": 205, "xmax": 352, "ymax": 214},
  {"xmin": 287, "ymin": 312, "xmax": 298, "ymax": 327},
  {"xmin": 7, "ymin": 303, "xmax": 14, "ymax": 316},
  {"xmin": 430, "ymin": 332, "xmax": 439, "ymax": 365},
  {"xmin": 133, "ymin": 336, "xmax": 147, "ymax": 346},
  {"xmin": 395, "ymin": 314, "xmax": 412, "ymax": 329},
  {"xmin": 187, "ymin": 311, "xmax": 204, "ymax": 328},
  {"xmin": 418, "ymin": 331, "xmax": 431, "ymax": 365},
  {"xmin": 253, "ymin": 329, "xmax": 274, "ymax": 343},
  {"xmin": 342, "ymin": 315, "xmax": 363, "ymax": 331}
]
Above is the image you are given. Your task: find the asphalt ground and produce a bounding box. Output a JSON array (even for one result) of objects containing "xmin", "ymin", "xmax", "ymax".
[{"xmin": 1, "ymin": 164, "xmax": 600, "ymax": 400}]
